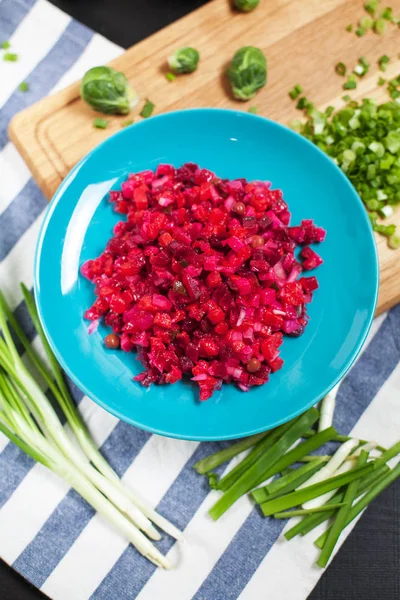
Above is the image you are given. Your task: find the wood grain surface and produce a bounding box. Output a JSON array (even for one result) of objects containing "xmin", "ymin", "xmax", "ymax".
[{"xmin": 8, "ymin": 0, "xmax": 400, "ymax": 314}]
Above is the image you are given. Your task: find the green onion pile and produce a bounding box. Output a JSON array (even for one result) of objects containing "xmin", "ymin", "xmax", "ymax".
[
  {"xmin": 291, "ymin": 98, "xmax": 400, "ymax": 247},
  {"xmin": 351, "ymin": 0, "xmax": 400, "ymax": 37},
  {"xmin": 0, "ymin": 286, "xmax": 181, "ymax": 568},
  {"xmin": 195, "ymin": 400, "xmax": 399, "ymax": 568}
]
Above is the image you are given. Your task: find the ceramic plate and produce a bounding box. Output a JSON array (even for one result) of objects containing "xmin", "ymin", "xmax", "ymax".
[{"xmin": 34, "ymin": 109, "xmax": 379, "ymax": 440}]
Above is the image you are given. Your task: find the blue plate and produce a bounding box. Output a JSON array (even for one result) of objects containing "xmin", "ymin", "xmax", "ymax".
[{"xmin": 34, "ymin": 108, "xmax": 379, "ymax": 441}]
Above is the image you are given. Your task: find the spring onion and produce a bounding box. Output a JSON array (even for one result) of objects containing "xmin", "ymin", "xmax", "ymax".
[
  {"xmin": 209, "ymin": 408, "xmax": 319, "ymax": 519},
  {"xmin": 296, "ymin": 97, "xmax": 309, "ymax": 110},
  {"xmin": 318, "ymin": 383, "xmax": 340, "ymax": 431},
  {"xmin": 259, "ymin": 464, "xmax": 373, "ymax": 517},
  {"xmin": 315, "ymin": 461, "xmax": 400, "ymax": 550},
  {"xmin": 354, "ymin": 56, "xmax": 370, "ymax": 77},
  {"xmin": 317, "ymin": 450, "xmax": 369, "ymax": 567},
  {"xmin": 1, "ymin": 41, "xmax": 10, "ymax": 49},
  {"xmin": 378, "ymin": 76, "xmax": 386, "ymax": 86},
  {"xmin": 301, "ymin": 459, "xmax": 356, "ymax": 510},
  {"xmin": 216, "ymin": 421, "xmax": 292, "ymax": 492},
  {"xmin": 343, "ymin": 75, "xmax": 357, "ymax": 90},
  {"xmin": 378, "ymin": 54, "xmax": 390, "ymax": 71},
  {"xmin": 289, "ymin": 84, "xmax": 303, "ymax": 99},
  {"xmin": 140, "ymin": 99, "xmax": 155, "ymax": 118},
  {"xmin": 294, "ymin": 98, "xmax": 400, "ymax": 242},
  {"xmin": 297, "ymin": 438, "xmax": 359, "ymax": 493},
  {"xmin": 3, "ymin": 52, "xmax": 18, "ymax": 62},
  {"xmin": 381, "ymin": 7, "xmax": 393, "ymax": 20},
  {"xmin": 194, "ymin": 430, "xmax": 269, "ymax": 474},
  {"xmin": 93, "ymin": 118, "xmax": 109, "ymax": 129},
  {"xmin": 166, "ymin": 72, "xmax": 176, "ymax": 82},
  {"xmin": 274, "ymin": 503, "xmax": 347, "ymax": 519},
  {"xmin": 248, "ymin": 106, "xmax": 258, "ymax": 114},
  {"xmin": 373, "ymin": 17, "xmax": 387, "ymax": 33},
  {"xmin": 121, "ymin": 119, "xmax": 134, "ymax": 128},
  {"xmin": 335, "ymin": 63, "xmax": 346, "ymax": 77},
  {"xmin": 360, "ymin": 15, "xmax": 373, "ymax": 30},
  {"xmin": 251, "ymin": 458, "xmax": 326, "ymax": 504},
  {"xmin": 346, "ymin": 24, "xmax": 353, "ymax": 32},
  {"xmin": 19, "ymin": 82, "xmax": 28, "ymax": 92},
  {"xmin": 389, "ymin": 233, "xmax": 400, "ymax": 248},
  {"xmin": 0, "ymin": 288, "xmax": 181, "ymax": 567},
  {"xmin": 364, "ymin": 0, "xmax": 379, "ymax": 15},
  {"xmin": 355, "ymin": 27, "xmax": 366, "ymax": 36},
  {"xmin": 284, "ymin": 456, "xmax": 394, "ymax": 541}
]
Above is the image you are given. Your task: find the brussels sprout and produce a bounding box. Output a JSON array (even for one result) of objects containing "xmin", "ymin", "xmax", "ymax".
[
  {"xmin": 227, "ymin": 46, "xmax": 267, "ymax": 101},
  {"xmin": 234, "ymin": 0, "xmax": 260, "ymax": 12},
  {"xmin": 80, "ymin": 66, "xmax": 138, "ymax": 115},
  {"xmin": 168, "ymin": 47, "xmax": 200, "ymax": 74}
]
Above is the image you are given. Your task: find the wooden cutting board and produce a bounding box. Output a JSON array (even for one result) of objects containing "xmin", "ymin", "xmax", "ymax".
[{"xmin": 8, "ymin": 0, "xmax": 400, "ymax": 314}]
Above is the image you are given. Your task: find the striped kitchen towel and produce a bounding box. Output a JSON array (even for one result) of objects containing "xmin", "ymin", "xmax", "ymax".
[{"xmin": 0, "ymin": 1, "xmax": 399, "ymax": 599}]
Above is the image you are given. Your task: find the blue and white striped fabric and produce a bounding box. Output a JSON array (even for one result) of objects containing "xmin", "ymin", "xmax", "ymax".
[{"xmin": 0, "ymin": 2, "xmax": 399, "ymax": 599}]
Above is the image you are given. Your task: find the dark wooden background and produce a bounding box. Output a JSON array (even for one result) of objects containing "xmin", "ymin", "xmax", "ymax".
[{"xmin": 1, "ymin": 1, "xmax": 399, "ymax": 599}]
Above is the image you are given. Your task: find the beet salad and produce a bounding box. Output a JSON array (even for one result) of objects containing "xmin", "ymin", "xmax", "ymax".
[{"xmin": 81, "ymin": 163, "xmax": 325, "ymax": 401}]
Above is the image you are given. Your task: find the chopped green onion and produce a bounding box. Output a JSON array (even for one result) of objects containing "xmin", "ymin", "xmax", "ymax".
[
  {"xmin": 389, "ymin": 233, "xmax": 400, "ymax": 248},
  {"xmin": 358, "ymin": 56, "xmax": 370, "ymax": 76},
  {"xmin": 286, "ymin": 443, "xmax": 400, "ymax": 541},
  {"xmin": 289, "ymin": 84, "xmax": 303, "ymax": 99},
  {"xmin": 378, "ymin": 76, "xmax": 386, "ymax": 86},
  {"xmin": 317, "ymin": 450, "xmax": 369, "ymax": 568},
  {"xmin": 289, "ymin": 119, "xmax": 302, "ymax": 132},
  {"xmin": 355, "ymin": 27, "xmax": 366, "ymax": 36},
  {"xmin": 364, "ymin": 0, "xmax": 379, "ymax": 15},
  {"xmin": 319, "ymin": 384, "xmax": 339, "ymax": 432},
  {"xmin": 369, "ymin": 141, "xmax": 385, "ymax": 157},
  {"xmin": 248, "ymin": 106, "xmax": 258, "ymax": 114},
  {"xmin": 209, "ymin": 408, "xmax": 320, "ymax": 520},
  {"xmin": 274, "ymin": 503, "xmax": 347, "ymax": 519},
  {"xmin": 19, "ymin": 82, "xmax": 28, "ymax": 92},
  {"xmin": 93, "ymin": 118, "xmax": 109, "ymax": 129},
  {"xmin": 360, "ymin": 15, "xmax": 374, "ymax": 29},
  {"xmin": 335, "ymin": 62, "xmax": 346, "ymax": 77},
  {"xmin": 343, "ymin": 79, "xmax": 357, "ymax": 90},
  {"xmin": 346, "ymin": 24, "xmax": 353, "ymax": 32},
  {"xmin": 381, "ymin": 6, "xmax": 393, "ymax": 19},
  {"xmin": 194, "ymin": 431, "xmax": 269, "ymax": 474},
  {"xmin": 251, "ymin": 458, "xmax": 326, "ymax": 504},
  {"xmin": 121, "ymin": 119, "xmax": 134, "ymax": 128},
  {"xmin": 284, "ymin": 464, "xmax": 390, "ymax": 540},
  {"xmin": 315, "ymin": 462, "xmax": 400, "ymax": 551},
  {"xmin": 378, "ymin": 54, "xmax": 390, "ymax": 71},
  {"xmin": 296, "ymin": 97, "xmax": 309, "ymax": 110},
  {"xmin": 206, "ymin": 472, "xmax": 219, "ymax": 489},
  {"xmin": 1, "ymin": 41, "xmax": 11, "ymax": 49},
  {"xmin": 299, "ymin": 439, "xmax": 359, "ymax": 510},
  {"xmin": 3, "ymin": 52, "xmax": 18, "ymax": 62},
  {"xmin": 373, "ymin": 17, "xmax": 387, "ymax": 33},
  {"xmin": 166, "ymin": 72, "xmax": 176, "ymax": 82},
  {"xmin": 140, "ymin": 99, "xmax": 155, "ymax": 118},
  {"xmin": 259, "ymin": 464, "xmax": 374, "ymax": 517},
  {"xmin": 216, "ymin": 423, "xmax": 290, "ymax": 492}
]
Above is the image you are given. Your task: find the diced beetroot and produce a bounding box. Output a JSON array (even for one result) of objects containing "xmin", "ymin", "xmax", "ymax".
[
  {"xmin": 82, "ymin": 164, "xmax": 325, "ymax": 400},
  {"xmin": 301, "ymin": 246, "xmax": 324, "ymax": 270},
  {"xmin": 280, "ymin": 282, "xmax": 306, "ymax": 306},
  {"xmin": 300, "ymin": 276, "xmax": 319, "ymax": 292},
  {"xmin": 269, "ymin": 356, "xmax": 284, "ymax": 372}
]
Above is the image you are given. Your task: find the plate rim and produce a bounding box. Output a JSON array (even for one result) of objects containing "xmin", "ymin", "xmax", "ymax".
[{"xmin": 34, "ymin": 107, "xmax": 380, "ymax": 441}]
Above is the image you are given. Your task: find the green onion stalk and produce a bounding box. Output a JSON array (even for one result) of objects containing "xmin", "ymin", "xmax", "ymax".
[{"xmin": 0, "ymin": 286, "xmax": 182, "ymax": 567}]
